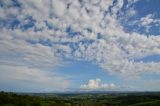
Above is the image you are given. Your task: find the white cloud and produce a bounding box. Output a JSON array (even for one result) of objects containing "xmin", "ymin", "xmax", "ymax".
[
  {"xmin": 52, "ymin": 0, "xmax": 66, "ymax": 18},
  {"xmin": 126, "ymin": 8, "xmax": 137, "ymax": 17},
  {"xmin": 0, "ymin": 0, "xmax": 160, "ymax": 87},
  {"xmin": 127, "ymin": 0, "xmax": 139, "ymax": 8},
  {"xmin": 0, "ymin": 30, "xmax": 61, "ymax": 69},
  {"xmin": 0, "ymin": 64, "xmax": 70, "ymax": 91},
  {"xmin": 80, "ymin": 78, "xmax": 117, "ymax": 90},
  {"xmin": 0, "ymin": 28, "xmax": 69, "ymax": 91},
  {"xmin": 140, "ymin": 14, "xmax": 154, "ymax": 26},
  {"xmin": 125, "ymin": 78, "xmax": 160, "ymax": 91},
  {"xmin": 130, "ymin": 14, "xmax": 160, "ymax": 33}
]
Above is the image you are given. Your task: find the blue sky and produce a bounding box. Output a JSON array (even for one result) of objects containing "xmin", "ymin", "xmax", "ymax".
[{"xmin": 0, "ymin": 0, "xmax": 160, "ymax": 92}]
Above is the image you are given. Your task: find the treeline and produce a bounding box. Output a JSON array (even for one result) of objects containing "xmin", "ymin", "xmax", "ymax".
[{"xmin": 0, "ymin": 91, "xmax": 160, "ymax": 106}]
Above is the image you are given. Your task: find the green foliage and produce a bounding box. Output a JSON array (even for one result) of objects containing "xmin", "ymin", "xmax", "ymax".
[
  {"xmin": 0, "ymin": 91, "xmax": 160, "ymax": 106},
  {"xmin": 129, "ymin": 100, "xmax": 160, "ymax": 106}
]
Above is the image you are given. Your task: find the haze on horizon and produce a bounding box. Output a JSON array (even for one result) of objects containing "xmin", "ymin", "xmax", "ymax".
[{"xmin": 0, "ymin": 0, "xmax": 160, "ymax": 92}]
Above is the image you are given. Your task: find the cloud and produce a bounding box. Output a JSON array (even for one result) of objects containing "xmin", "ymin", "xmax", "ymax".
[
  {"xmin": 138, "ymin": 14, "xmax": 160, "ymax": 32},
  {"xmin": 52, "ymin": 0, "xmax": 66, "ymax": 18},
  {"xmin": 0, "ymin": 29, "xmax": 61, "ymax": 69},
  {"xmin": 140, "ymin": 14, "xmax": 154, "ymax": 26},
  {"xmin": 0, "ymin": 0, "xmax": 160, "ymax": 89},
  {"xmin": 0, "ymin": 26, "xmax": 68, "ymax": 91},
  {"xmin": 124, "ymin": 78, "xmax": 160, "ymax": 91},
  {"xmin": 80, "ymin": 78, "xmax": 117, "ymax": 90},
  {"xmin": 127, "ymin": 0, "xmax": 139, "ymax": 7},
  {"xmin": 126, "ymin": 8, "xmax": 137, "ymax": 17},
  {"xmin": 0, "ymin": 64, "xmax": 70, "ymax": 92}
]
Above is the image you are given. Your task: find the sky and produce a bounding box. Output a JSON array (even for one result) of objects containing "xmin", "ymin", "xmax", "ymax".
[{"xmin": 0, "ymin": 0, "xmax": 160, "ymax": 92}]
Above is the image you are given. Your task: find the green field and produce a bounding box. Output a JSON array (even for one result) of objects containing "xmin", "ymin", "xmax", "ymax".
[{"xmin": 0, "ymin": 91, "xmax": 160, "ymax": 106}]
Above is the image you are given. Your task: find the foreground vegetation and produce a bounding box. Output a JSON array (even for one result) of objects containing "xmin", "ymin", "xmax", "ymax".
[{"xmin": 0, "ymin": 91, "xmax": 160, "ymax": 106}]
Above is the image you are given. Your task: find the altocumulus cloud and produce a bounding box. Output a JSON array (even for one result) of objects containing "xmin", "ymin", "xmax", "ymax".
[{"xmin": 0, "ymin": 0, "xmax": 160, "ymax": 91}]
